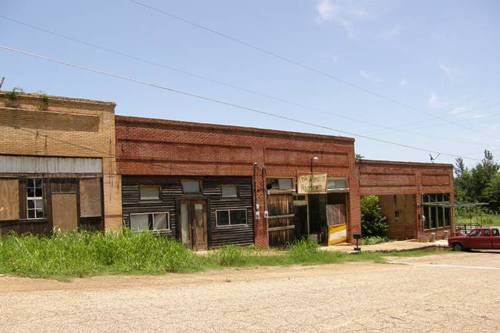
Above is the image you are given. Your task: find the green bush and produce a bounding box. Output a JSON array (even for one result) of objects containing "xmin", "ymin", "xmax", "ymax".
[{"xmin": 361, "ymin": 196, "xmax": 388, "ymax": 238}]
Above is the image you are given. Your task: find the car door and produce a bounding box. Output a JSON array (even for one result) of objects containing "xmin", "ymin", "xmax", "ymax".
[
  {"xmin": 476, "ymin": 229, "xmax": 492, "ymax": 249},
  {"xmin": 463, "ymin": 229, "xmax": 480, "ymax": 249},
  {"xmin": 492, "ymin": 228, "xmax": 500, "ymax": 249}
]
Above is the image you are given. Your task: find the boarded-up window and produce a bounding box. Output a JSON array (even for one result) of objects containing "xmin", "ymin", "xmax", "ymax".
[
  {"xmin": 140, "ymin": 185, "xmax": 160, "ymax": 200},
  {"xmin": 80, "ymin": 178, "xmax": 102, "ymax": 217},
  {"xmin": 0, "ymin": 179, "xmax": 19, "ymax": 221},
  {"xmin": 182, "ymin": 180, "xmax": 200, "ymax": 193},
  {"xmin": 221, "ymin": 185, "xmax": 238, "ymax": 198}
]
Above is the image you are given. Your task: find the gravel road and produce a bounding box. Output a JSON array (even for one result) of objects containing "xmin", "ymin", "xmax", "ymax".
[{"xmin": 1, "ymin": 251, "xmax": 499, "ymax": 332}]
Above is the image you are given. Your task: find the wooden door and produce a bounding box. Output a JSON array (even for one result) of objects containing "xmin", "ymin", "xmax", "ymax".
[
  {"xmin": 326, "ymin": 204, "xmax": 346, "ymax": 226},
  {"xmin": 192, "ymin": 200, "xmax": 208, "ymax": 251},
  {"xmin": 52, "ymin": 193, "xmax": 78, "ymax": 232},
  {"xmin": 267, "ymin": 194, "xmax": 295, "ymax": 247},
  {"xmin": 178, "ymin": 199, "xmax": 208, "ymax": 250}
]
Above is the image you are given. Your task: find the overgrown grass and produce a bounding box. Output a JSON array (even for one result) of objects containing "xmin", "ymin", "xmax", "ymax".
[
  {"xmin": 0, "ymin": 233, "xmax": 447, "ymax": 280},
  {"xmin": 361, "ymin": 236, "xmax": 390, "ymax": 245},
  {"xmin": 0, "ymin": 231, "xmax": 209, "ymax": 279}
]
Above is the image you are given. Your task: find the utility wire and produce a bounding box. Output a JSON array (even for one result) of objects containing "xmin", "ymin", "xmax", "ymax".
[
  {"xmin": 0, "ymin": 15, "xmax": 492, "ymax": 147},
  {"xmin": 127, "ymin": 0, "xmax": 487, "ymax": 135},
  {"xmin": 0, "ymin": 44, "xmax": 483, "ymax": 161}
]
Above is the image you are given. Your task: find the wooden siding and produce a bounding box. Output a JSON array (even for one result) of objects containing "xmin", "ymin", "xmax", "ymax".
[
  {"xmin": 0, "ymin": 177, "xmax": 104, "ymax": 235},
  {"xmin": 121, "ymin": 176, "xmax": 254, "ymax": 248}
]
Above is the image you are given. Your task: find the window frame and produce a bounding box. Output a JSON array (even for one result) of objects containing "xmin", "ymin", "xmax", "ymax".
[
  {"xmin": 266, "ymin": 177, "xmax": 295, "ymax": 192},
  {"xmin": 26, "ymin": 178, "xmax": 44, "ymax": 220},
  {"xmin": 139, "ymin": 184, "xmax": 161, "ymax": 201},
  {"xmin": 215, "ymin": 208, "xmax": 248, "ymax": 227},
  {"xmin": 221, "ymin": 184, "xmax": 238, "ymax": 198},
  {"xmin": 327, "ymin": 177, "xmax": 349, "ymax": 192},
  {"xmin": 129, "ymin": 211, "xmax": 170, "ymax": 233},
  {"xmin": 181, "ymin": 179, "xmax": 202, "ymax": 194},
  {"xmin": 422, "ymin": 193, "xmax": 451, "ymax": 230}
]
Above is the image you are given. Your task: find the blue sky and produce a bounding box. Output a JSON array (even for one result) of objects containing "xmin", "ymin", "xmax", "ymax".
[{"xmin": 1, "ymin": 0, "xmax": 499, "ymax": 166}]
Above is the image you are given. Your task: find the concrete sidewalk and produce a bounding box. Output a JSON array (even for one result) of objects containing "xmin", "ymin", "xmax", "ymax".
[{"xmin": 322, "ymin": 239, "xmax": 449, "ymax": 253}]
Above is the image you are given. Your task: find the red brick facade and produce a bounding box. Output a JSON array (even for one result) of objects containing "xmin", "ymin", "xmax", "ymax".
[
  {"xmin": 115, "ymin": 116, "xmax": 360, "ymax": 246},
  {"xmin": 116, "ymin": 116, "xmax": 454, "ymax": 245},
  {"xmin": 357, "ymin": 160, "xmax": 455, "ymax": 240}
]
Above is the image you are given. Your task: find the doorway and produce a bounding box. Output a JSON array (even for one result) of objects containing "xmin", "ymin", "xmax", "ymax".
[{"xmin": 179, "ymin": 199, "xmax": 208, "ymax": 250}]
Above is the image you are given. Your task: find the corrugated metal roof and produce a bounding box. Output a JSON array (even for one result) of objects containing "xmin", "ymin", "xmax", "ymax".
[{"xmin": 0, "ymin": 155, "xmax": 102, "ymax": 174}]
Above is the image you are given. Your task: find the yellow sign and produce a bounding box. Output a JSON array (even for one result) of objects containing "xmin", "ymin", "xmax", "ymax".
[
  {"xmin": 297, "ymin": 174, "xmax": 327, "ymax": 194},
  {"xmin": 328, "ymin": 224, "xmax": 347, "ymax": 245}
]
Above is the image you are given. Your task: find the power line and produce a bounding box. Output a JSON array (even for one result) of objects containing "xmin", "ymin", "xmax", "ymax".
[
  {"xmin": 0, "ymin": 15, "xmax": 492, "ymax": 148},
  {"xmin": 0, "ymin": 44, "xmax": 483, "ymax": 161},
  {"xmin": 127, "ymin": 0, "xmax": 489, "ymax": 135}
]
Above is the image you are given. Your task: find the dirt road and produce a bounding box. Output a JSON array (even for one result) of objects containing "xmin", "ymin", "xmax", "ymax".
[{"xmin": 1, "ymin": 252, "xmax": 499, "ymax": 332}]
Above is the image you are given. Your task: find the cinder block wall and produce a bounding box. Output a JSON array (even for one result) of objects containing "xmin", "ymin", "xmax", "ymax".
[
  {"xmin": 115, "ymin": 116, "xmax": 360, "ymax": 246},
  {"xmin": 0, "ymin": 92, "xmax": 122, "ymax": 231}
]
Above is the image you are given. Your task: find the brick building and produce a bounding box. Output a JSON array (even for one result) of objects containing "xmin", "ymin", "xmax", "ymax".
[
  {"xmin": 0, "ymin": 92, "xmax": 122, "ymax": 235},
  {"xmin": 0, "ymin": 92, "xmax": 454, "ymax": 247}
]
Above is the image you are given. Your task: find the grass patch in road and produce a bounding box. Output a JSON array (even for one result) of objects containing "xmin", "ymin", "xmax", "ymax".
[{"xmin": 0, "ymin": 232, "xmax": 449, "ymax": 280}]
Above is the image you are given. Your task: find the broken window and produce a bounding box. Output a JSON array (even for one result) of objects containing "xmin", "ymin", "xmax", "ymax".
[
  {"xmin": 422, "ymin": 193, "xmax": 451, "ymax": 229},
  {"xmin": 267, "ymin": 178, "xmax": 294, "ymax": 191},
  {"xmin": 27, "ymin": 179, "xmax": 44, "ymax": 219}
]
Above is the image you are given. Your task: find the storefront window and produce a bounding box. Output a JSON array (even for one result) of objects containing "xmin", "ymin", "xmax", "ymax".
[{"xmin": 422, "ymin": 193, "xmax": 451, "ymax": 229}]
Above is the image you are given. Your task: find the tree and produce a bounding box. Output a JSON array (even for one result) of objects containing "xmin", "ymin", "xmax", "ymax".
[
  {"xmin": 360, "ymin": 196, "xmax": 388, "ymax": 237},
  {"xmin": 454, "ymin": 150, "xmax": 500, "ymax": 212}
]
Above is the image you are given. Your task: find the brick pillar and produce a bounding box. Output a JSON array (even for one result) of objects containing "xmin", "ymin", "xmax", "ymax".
[
  {"xmin": 254, "ymin": 166, "xmax": 268, "ymax": 248},
  {"xmin": 102, "ymin": 157, "xmax": 123, "ymax": 232},
  {"xmin": 348, "ymin": 154, "xmax": 361, "ymax": 243},
  {"xmin": 415, "ymin": 170, "xmax": 423, "ymax": 241}
]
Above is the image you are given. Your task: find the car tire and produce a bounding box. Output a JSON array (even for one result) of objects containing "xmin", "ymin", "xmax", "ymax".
[{"xmin": 452, "ymin": 243, "xmax": 463, "ymax": 251}]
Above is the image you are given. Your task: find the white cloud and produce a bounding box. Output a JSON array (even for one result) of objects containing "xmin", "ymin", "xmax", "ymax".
[
  {"xmin": 359, "ymin": 69, "xmax": 382, "ymax": 83},
  {"xmin": 379, "ymin": 24, "xmax": 403, "ymax": 40},
  {"xmin": 316, "ymin": 0, "xmax": 370, "ymax": 36}
]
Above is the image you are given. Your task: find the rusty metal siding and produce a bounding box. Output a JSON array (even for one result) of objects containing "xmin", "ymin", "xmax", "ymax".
[{"xmin": 0, "ymin": 155, "xmax": 102, "ymax": 174}]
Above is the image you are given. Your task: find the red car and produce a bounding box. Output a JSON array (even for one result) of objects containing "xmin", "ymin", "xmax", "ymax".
[{"xmin": 448, "ymin": 227, "xmax": 500, "ymax": 251}]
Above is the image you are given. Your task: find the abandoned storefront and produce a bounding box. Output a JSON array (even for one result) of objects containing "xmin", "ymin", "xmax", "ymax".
[
  {"xmin": 357, "ymin": 160, "xmax": 455, "ymax": 241},
  {"xmin": 116, "ymin": 115, "xmax": 359, "ymax": 248},
  {"xmin": 0, "ymin": 156, "xmax": 104, "ymax": 234},
  {"xmin": 0, "ymin": 92, "xmax": 122, "ymax": 235},
  {"xmin": 121, "ymin": 176, "xmax": 254, "ymax": 250},
  {"xmin": 0, "ymin": 92, "xmax": 455, "ymax": 246},
  {"xmin": 265, "ymin": 175, "xmax": 349, "ymax": 247}
]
